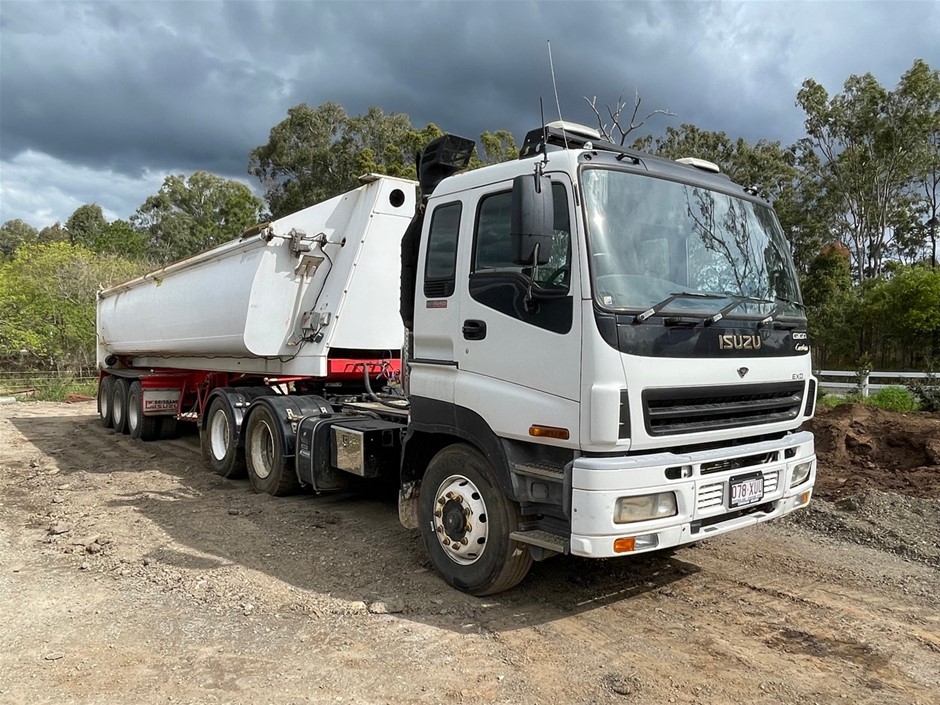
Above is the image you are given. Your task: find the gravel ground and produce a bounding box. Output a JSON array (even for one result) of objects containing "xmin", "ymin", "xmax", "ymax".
[{"xmin": 1, "ymin": 401, "xmax": 938, "ymax": 705}]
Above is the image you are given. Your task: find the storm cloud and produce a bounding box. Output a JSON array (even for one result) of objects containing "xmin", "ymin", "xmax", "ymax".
[{"xmin": 1, "ymin": 0, "xmax": 937, "ymax": 226}]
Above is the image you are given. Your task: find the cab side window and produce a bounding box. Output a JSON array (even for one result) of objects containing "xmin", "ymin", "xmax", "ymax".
[
  {"xmin": 469, "ymin": 183, "xmax": 572, "ymax": 333},
  {"xmin": 424, "ymin": 202, "xmax": 462, "ymax": 297}
]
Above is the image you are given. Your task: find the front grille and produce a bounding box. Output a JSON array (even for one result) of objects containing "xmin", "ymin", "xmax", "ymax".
[
  {"xmin": 701, "ymin": 451, "xmax": 778, "ymax": 475},
  {"xmin": 643, "ymin": 382, "xmax": 804, "ymax": 436}
]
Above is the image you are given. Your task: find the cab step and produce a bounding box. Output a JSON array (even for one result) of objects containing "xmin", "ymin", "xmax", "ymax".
[
  {"xmin": 510, "ymin": 529, "xmax": 569, "ymax": 553},
  {"xmin": 512, "ymin": 462, "xmax": 566, "ymax": 480}
]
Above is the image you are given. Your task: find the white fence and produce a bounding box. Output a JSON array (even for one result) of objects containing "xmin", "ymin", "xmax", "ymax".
[{"xmin": 816, "ymin": 370, "xmax": 931, "ymax": 397}]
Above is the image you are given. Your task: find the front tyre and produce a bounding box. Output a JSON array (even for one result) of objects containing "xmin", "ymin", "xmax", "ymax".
[
  {"xmin": 419, "ymin": 444, "xmax": 532, "ymax": 596},
  {"xmin": 244, "ymin": 404, "xmax": 298, "ymax": 496}
]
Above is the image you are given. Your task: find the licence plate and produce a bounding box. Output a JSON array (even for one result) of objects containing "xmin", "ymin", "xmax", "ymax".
[{"xmin": 729, "ymin": 472, "xmax": 764, "ymax": 508}]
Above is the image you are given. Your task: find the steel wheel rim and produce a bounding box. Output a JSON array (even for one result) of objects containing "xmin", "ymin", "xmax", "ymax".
[
  {"xmin": 99, "ymin": 385, "xmax": 110, "ymax": 419},
  {"xmin": 113, "ymin": 392, "xmax": 123, "ymax": 424},
  {"xmin": 432, "ymin": 474, "xmax": 488, "ymax": 565},
  {"xmin": 209, "ymin": 409, "xmax": 231, "ymax": 461},
  {"xmin": 249, "ymin": 419, "xmax": 275, "ymax": 479},
  {"xmin": 128, "ymin": 394, "xmax": 139, "ymax": 430}
]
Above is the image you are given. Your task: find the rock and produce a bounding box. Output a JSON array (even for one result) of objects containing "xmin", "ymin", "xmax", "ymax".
[
  {"xmin": 79, "ymin": 562, "xmax": 90, "ymax": 571},
  {"xmin": 368, "ymin": 599, "xmax": 404, "ymax": 615},
  {"xmin": 347, "ymin": 601, "xmax": 368, "ymax": 613},
  {"xmin": 71, "ymin": 535, "xmax": 100, "ymax": 547},
  {"xmin": 228, "ymin": 509, "xmax": 241, "ymax": 515},
  {"xmin": 0, "ymin": 396, "xmax": 17, "ymax": 405},
  {"xmin": 43, "ymin": 652, "xmax": 65, "ymax": 661},
  {"xmin": 48, "ymin": 523, "xmax": 71, "ymax": 536}
]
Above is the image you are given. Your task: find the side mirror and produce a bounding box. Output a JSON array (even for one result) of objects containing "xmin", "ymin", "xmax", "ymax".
[{"xmin": 511, "ymin": 174, "xmax": 554, "ymax": 265}]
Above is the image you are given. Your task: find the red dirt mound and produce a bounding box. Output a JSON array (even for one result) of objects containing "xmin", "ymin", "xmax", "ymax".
[{"xmin": 807, "ymin": 404, "xmax": 940, "ymax": 500}]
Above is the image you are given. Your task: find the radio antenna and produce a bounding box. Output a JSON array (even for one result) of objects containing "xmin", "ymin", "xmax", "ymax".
[
  {"xmin": 539, "ymin": 97, "xmax": 549, "ymax": 166},
  {"xmin": 547, "ymin": 40, "xmax": 568, "ymax": 149}
]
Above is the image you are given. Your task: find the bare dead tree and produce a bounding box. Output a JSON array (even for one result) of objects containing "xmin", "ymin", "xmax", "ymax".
[{"xmin": 585, "ymin": 88, "xmax": 676, "ymax": 145}]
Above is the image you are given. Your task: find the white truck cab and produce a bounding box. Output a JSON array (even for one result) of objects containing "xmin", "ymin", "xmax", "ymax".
[{"xmin": 401, "ymin": 124, "xmax": 816, "ymax": 592}]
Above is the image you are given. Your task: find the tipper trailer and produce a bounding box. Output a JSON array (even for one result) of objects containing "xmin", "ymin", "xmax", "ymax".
[{"xmin": 96, "ymin": 122, "xmax": 818, "ymax": 595}]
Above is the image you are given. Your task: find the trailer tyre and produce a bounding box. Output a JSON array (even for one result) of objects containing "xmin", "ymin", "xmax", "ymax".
[
  {"xmin": 97, "ymin": 376, "xmax": 114, "ymax": 429},
  {"xmin": 245, "ymin": 404, "xmax": 298, "ymax": 496},
  {"xmin": 419, "ymin": 444, "xmax": 532, "ymax": 596},
  {"xmin": 111, "ymin": 378, "xmax": 131, "ymax": 435},
  {"xmin": 127, "ymin": 381, "xmax": 161, "ymax": 441},
  {"xmin": 201, "ymin": 397, "xmax": 245, "ymax": 478}
]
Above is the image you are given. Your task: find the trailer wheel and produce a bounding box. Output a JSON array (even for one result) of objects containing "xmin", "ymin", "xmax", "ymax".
[
  {"xmin": 419, "ymin": 444, "xmax": 532, "ymax": 596},
  {"xmin": 160, "ymin": 416, "xmax": 179, "ymax": 440},
  {"xmin": 111, "ymin": 378, "xmax": 131, "ymax": 435},
  {"xmin": 127, "ymin": 381, "xmax": 161, "ymax": 441},
  {"xmin": 245, "ymin": 404, "xmax": 298, "ymax": 496},
  {"xmin": 97, "ymin": 376, "xmax": 114, "ymax": 428},
  {"xmin": 201, "ymin": 397, "xmax": 245, "ymax": 478}
]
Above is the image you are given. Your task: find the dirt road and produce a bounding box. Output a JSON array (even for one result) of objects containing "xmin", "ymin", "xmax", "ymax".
[{"xmin": 1, "ymin": 402, "xmax": 938, "ymax": 704}]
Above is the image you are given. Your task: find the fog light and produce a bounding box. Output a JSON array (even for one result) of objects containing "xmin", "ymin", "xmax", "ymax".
[
  {"xmin": 790, "ymin": 460, "xmax": 813, "ymax": 488},
  {"xmin": 614, "ymin": 492, "xmax": 677, "ymax": 524}
]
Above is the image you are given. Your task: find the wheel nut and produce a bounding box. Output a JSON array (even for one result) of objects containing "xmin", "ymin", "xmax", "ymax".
[
  {"xmin": 455, "ymin": 496, "xmax": 463, "ymax": 504},
  {"xmin": 461, "ymin": 537, "xmax": 469, "ymax": 546},
  {"xmin": 443, "ymin": 538, "xmax": 451, "ymax": 546},
  {"xmin": 438, "ymin": 497, "xmax": 446, "ymax": 505},
  {"xmin": 435, "ymin": 510, "xmax": 442, "ymax": 518},
  {"xmin": 436, "ymin": 526, "xmax": 443, "ymax": 534},
  {"xmin": 463, "ymin": 507, "xmax": 471, "ymax": 516}
]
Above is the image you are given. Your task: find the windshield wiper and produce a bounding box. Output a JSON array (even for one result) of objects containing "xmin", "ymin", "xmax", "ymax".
[
  {"xmin": 634, "ymin": 291, "xmax": 728, "ymax": 324},
  {"xmin": 756, "ymin": 296, "xmax": 806, "ymax": 329},
  {"xmin": 704, "ymin": 294, "xmax": 775, "ymax": 325}
]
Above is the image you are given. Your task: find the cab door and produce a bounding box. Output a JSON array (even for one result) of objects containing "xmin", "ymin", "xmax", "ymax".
[{"xmin": 455, "ymin": 178, "xmax": 582, "ymax": 443}]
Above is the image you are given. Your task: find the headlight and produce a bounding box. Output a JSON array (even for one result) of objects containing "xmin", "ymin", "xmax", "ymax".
[
  {"xmin": 790, "ymin": 460, "xmax": 813, "ymax": 488},
  {"xmin": 614, "ymin": 492, "xmax": 677, "ymax": 524}
]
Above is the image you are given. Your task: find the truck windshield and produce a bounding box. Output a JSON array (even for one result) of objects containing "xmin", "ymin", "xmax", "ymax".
[{"xmin": 581, "ymin": 168, "xmax": 804, "ymax": 319}]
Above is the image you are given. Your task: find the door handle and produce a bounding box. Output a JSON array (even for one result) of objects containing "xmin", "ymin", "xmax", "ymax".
[{"xmin": 462, "ymin": 319, "xmax": 487, "ymax": 341}]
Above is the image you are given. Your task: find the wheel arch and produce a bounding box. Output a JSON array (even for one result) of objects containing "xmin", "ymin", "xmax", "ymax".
[{"xmin": 402, "ymin": 396, "xmax": 514, "ymax": 499}]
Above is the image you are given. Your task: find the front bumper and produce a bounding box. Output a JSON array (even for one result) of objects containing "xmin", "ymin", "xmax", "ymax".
[{"xmin": 568, "ymin": 431, "xmax": 815, "ymax": 558}]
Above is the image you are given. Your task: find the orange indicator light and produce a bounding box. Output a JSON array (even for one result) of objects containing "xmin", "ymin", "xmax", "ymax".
[
  {"xmin": 613, "ymin": 537, "xmax": 636, "ymax": 553},
  {"xmin": 528, "ymin": 425, "xmax": 570, "ymax": 440}
]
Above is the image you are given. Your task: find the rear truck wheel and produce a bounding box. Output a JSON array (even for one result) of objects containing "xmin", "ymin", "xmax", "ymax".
[
  {"xmin": 200, "ymin": 397, "xmax": 245, "ymax": 478},
  {"xmin": 127, "ymin": 381, "xmax": 161, "ymax": 441},
  {"xmin": 419, "ymin": 444, "xmax": 533, "ymax": 596},
  {"xmin": 245, "ymin": 404, "xmax": 298, "ymax": 496},
  {"xmin": 110, "ymin": 377, "xmax": 131, "ymax": 435},
  {"xmin": 97, "ymin": 376, "xmax": 114, "ymax": 428}
]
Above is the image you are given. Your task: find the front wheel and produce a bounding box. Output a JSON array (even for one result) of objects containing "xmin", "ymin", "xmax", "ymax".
[
  {"xmin": 244, "ymin": 404, "xmax": 298, "ymax": 496},
  {"xmin": 419, "ymin": 444, "xmax": 532, "ymax": 596}
]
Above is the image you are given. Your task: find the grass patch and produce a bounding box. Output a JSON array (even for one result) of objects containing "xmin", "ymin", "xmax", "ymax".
[
  {"xmin": 816, "ymin": 386, "xmax": 919, "ymax": 412},
  {"xmin": 0, "ymin": 376, "xmax": 98, "ymax": 402}
]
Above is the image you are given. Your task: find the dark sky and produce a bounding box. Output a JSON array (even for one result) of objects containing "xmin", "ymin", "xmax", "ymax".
[{"xmin": 1, "ymin": 0, "xmax": 938, "ymax": 227}]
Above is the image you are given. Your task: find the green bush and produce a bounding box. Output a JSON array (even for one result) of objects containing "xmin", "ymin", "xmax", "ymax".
[
  {"xmin": 907, "ymin": 371, "xmax": 940, "ymax": 412},
  {"xmin": 868, "ymin": 385, "xmax": 918, "ymax": 412}
]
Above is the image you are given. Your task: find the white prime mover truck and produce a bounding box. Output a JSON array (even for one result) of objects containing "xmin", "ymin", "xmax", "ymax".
[{"xmin": 96, "ymin": 122, "xmax": 817, "ymax": 595}]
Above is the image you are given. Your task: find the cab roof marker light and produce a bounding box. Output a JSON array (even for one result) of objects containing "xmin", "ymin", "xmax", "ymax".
[{"xmin": 676, "ymin": 157, "xmax": 721, "ymax": 173}]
